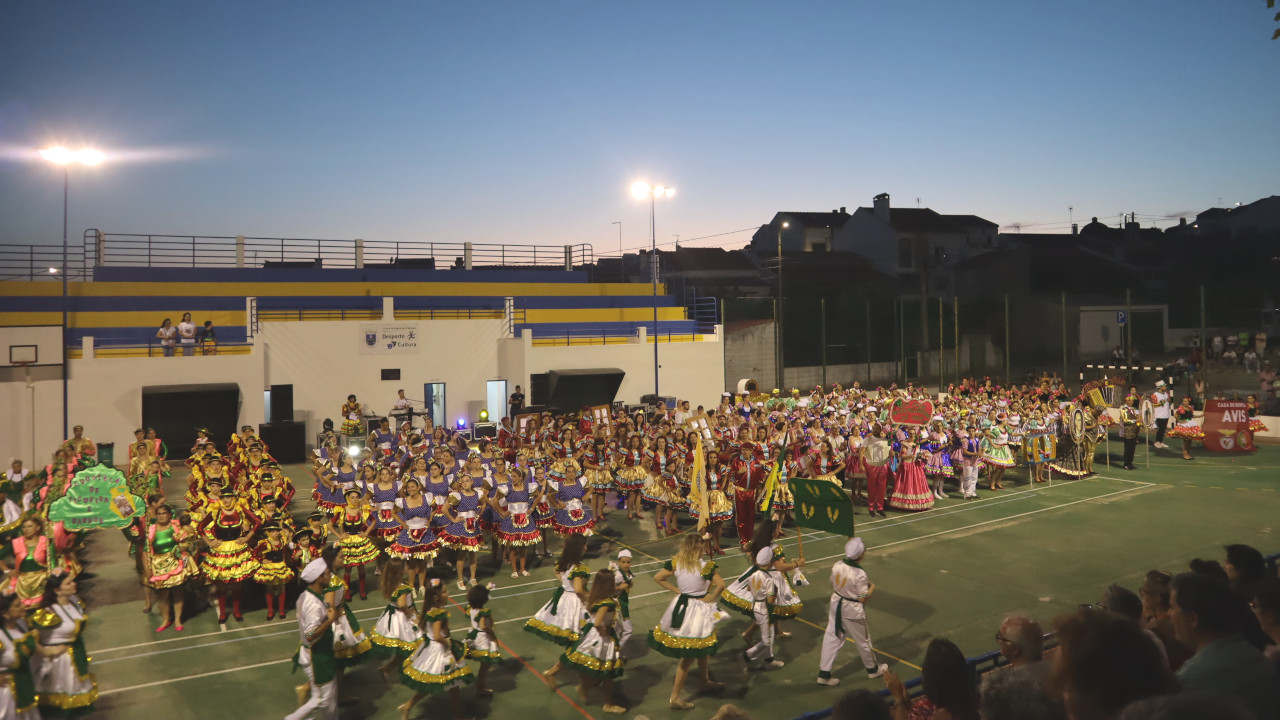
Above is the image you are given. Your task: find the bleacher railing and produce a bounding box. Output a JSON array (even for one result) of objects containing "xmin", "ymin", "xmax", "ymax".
[
  {"xmin": 257, "ymin": 308, "xmax": 382, "ymax": 323},
  {"xmin": 0, "ymin": 243, "xmax": 88, "ymax": 281},
  {"xmin": 67, "ymin": 340, "xmax": 253, "ymax": 359}
]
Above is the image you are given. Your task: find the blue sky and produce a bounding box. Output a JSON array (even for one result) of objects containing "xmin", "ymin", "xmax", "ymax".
[{"xmin": 1, "ymin": 1, "xmax": 1276, "ymax": 256}]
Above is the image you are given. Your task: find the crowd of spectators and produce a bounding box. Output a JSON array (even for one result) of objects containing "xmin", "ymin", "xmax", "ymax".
[{"xmin": 155, "ymin": 312, "xmax": 219, "ymax": 356}]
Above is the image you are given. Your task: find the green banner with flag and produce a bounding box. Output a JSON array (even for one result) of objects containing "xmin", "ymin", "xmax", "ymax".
[
  {"xmin": 48, "ymin": 464, "xmax": 144, "ymax": 530},
  {"xmin": 790, "ymin": 478, "xmax": 855, "ymax": 535}
]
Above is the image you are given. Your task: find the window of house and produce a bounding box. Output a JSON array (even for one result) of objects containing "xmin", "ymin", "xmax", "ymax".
[{"xmin": 898, "ymin": 238, "xmax": 913, "ymax": 269}]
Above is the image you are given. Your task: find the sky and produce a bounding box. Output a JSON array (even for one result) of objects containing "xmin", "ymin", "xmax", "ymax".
[{"xmin": 1, "ymin": 1, "xmax": 1277, "ymax": 258}]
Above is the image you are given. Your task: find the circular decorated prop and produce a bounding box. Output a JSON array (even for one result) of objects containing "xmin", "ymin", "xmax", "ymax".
[
  {"xmin": 1068, "ymin": 405, "xmax": 1087, "ymax": 441},
  {"xmin": 1140, "ymin": 397, "xmax": 1155, "ymax": 427}
]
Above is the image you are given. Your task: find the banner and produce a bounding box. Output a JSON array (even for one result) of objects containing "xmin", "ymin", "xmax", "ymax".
[
  {"xmin": 359, "ymin": 325, "xmax": 420, "ymax": 354},
  {"xmin": 48, "ymin": 465, "xmax": 144, "ymax": 530},
  {"xmin": 689, "ymin": 435, "xmax": 709, "ymax": 530},
  {"xmin": 1201, "ymin": 399, "xmax": 1255, "ymax": 452},
  {"xmin": 889, "ymin": 398, "xmax": 935, "ymax": 426},
  {"xmin": 790, "ymin": 478, "xmax": 855, "ymax": 535}
]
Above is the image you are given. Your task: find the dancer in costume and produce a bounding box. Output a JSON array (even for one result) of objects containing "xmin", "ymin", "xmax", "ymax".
[
  {"xmin": 199, "ymin": 491, "xmax": 260, "ymax": 623},
  {"xmin": 364, "ymin": 466, "xmax": 404, "ymax": 553},
  {"xmin": 8, "ymin": 518, "xmax": 53, "ymax": 609},
  {"xmin": 0, "ymin": 593, "xmax": 39, "ymax": 720},
  {"xmin": 728, "ymin": 443, "xmax": 768, "ymax": 548},
  {"xmin": 546, "ymin": 570, "xmax": 626, "ymax": 714},
  {"xmin": 463, "ymin": 585, "xmax": 502, "ymax": 696},
  {"xmin": 331, "ymin": 489, "xmax": 378, "ymax": 601},
  {"xmin": 494, "ymin": 468, "xmax": 542, "ymax": 578},
  {"xmin": 387, "ymin": 477, "xmax": 439, "ymax": 595},
  {"xmin": 398, "ymin": 578, "xmax": 474, "ymax": 720},
  {"xmin": 956, "ymin": 426, "xmax": 982, "ymax": 499},
  {"xmin": 438, "ymin": 474, "xmax": 487, "ymax": 591},
  {"xmin": 739, "ymin": 547, "xmax": 785, "ymax": 670},
  {"xmin": 144, "ymin": 504, "xmax": 192, "ymax": 632},
  {"xmin": 546, "ymin": 463, "xmax": 596, "ymax": 540},
  {"xmin": 725, "ymin": 520, "xmax": 804, "ymax": 646},
  {"xmin": 286, "ymin": 559, "xmax": 339, "ymax": 720},
  {"xmin": 859, "ymin": 424, "xmax": 892, "ymax": 517},
  {"xmin": 253, "ymin": 522, "xmax": 296, "ymax": 621},
  {"xmin": 610, "ymin": 550, "xmax": 636, "ymax": 653},
  {"xmin": 641, "ymin": 436, "xmax": 682, "ymax": 536},
  {"xmin": 340, "ymin": 395, "xmax": 364, "ymax": 437},
  {"xmin": 580, "ymin": 437, "xmax": 614, "ymax": 524},
  {"xmin": 322, "ymin": 546, "xmax": 371, "ymax": 671},
  {"xmin": 525, "ymin": 534, "xmax": 591, "ymax": 647},
  {"xmin": 649, "ymin": 533, "xmax": 726, "ymax": 710},
  {"xmin": 370, "ymin": 559, "xmax": 423, "ymax": 681},
  {"xmin": 815, "ymin": 537, "xmax": 889, "ymax": 686},
  {"xmin": 1167, "ymin": 396, "xmax": 1202, "ymax": 461},
  {"xmin": 688, "ymin": 449, "xmax": 733, "ymax": 556},
  {"xmin": 1246, "ymin": 394, "xmax": 1269, "ymax": 433},
  {"xmin": 614, "ymin": 435, "xmax": 647, "ymax": 521},
  {"xmin": 980, "ymin": 417, "xmax": 1016, "ymax": 489},
  {"xmin": 31, "ymin": 572, "xmax": 97, "ymax": 712},
  {"xmin": 889, "ymin": 437, "xmax": 934, "ymax": 512}
]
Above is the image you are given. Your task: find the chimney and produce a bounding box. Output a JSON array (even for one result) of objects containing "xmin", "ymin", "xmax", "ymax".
[
  {"xmin": 1179, "ymin": 217, "xmax": 1187, "ymax": 227},
  {"xmin": 840, "ymin": 206, "xmax": 847, "ymax": 214},
  {"xmin": 1071, "ymin": 223, "xmax": 1078, "ymax": 235},
  {"xmin": 873, "ymin": 193, "xmax": 890, "ymax": 224}
]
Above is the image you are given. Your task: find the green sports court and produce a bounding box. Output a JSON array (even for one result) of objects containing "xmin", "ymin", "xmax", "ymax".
[{"xmin": 81, "ymin": 442, "xmax": 1279, "ymax": 720}]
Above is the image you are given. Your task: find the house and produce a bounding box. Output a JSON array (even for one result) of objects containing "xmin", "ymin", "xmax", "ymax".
[
  {"xmin": 1191, "ymin": 196, "xmax": 1280, "ymax": 238},
  {"xmin": 749, "ymin": 209, "xmax": 852, "ymax": 256}
]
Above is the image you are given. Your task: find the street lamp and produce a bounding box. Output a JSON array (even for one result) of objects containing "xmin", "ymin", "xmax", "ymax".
[
  {"xmin": 40, "ymin": 146, "xmax": 103, "ymax": 440},
  {"xmin": 776, "ymin": 220, "xmax": 789, "ymax": 390},
  {"xmin": 631, "ymin": 181, "xmax": 675, "ymax": 398}
]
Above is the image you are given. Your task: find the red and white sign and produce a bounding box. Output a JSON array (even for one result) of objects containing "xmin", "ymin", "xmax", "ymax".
[
  {"xmin": 889, "ymin": 399, "xmax": 935, "ymax": 427},
  {"xmin": 1201, "ymin": 399, "xmax": 1255, "ymax": 452}
]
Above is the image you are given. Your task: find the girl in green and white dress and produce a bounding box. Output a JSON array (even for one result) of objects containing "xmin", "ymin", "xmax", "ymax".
[
  {"xmin": 648, "ymin": 533, "xmax": 726, "ymax": 710},
  {"xmin": 523, "ymin": 534, "xmax": 591, "ymax": 647},
  {"xmin": 464, "ymin": 584, "xmax": 502, "ymax": 695},
  {"xmin": 547, "ymin": 569, "xmax": 626, "ymax": 714},
  {"xmin": 398, "ymin": 578, "xmax": 473, "ymax": 720}
]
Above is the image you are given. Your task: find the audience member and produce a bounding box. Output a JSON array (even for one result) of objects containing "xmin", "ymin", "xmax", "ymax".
[
  {"xmin": 832, "ymin": 690, "xmax": 892, "ymax": 720},
  {"xmin": 1169, "ymin": 572, "xmax": 1280, "ymax": 720},
  {"xmin": 988, "ymin": 614, "xmax": 1049, "ymax": 686},
  {"xmin": 884, "ymin": 638, "xmax": 979, "ymax": 720},
  {"xmin": 1140, "ymin": 571, "xmax": 1193, "ymax": 671},
  {"xmin": 1223, "ymin": 544, "xmax": 1267, "ymax": 601},
  {"xmin": 1249, "ymin": 579, "xmax": 1280, "ymax": 665},
  {"xmin": 1096, "ymin": 584, "xmax": 1169, "ymax": 667},
  {"xmin": 1188, "ymin": 559, "xmax": 1228, "ymax": 582},
  {"xmin": 1051, "ymin": 608, "xmax": 1175, "ymax": 720},
  {"xmin": 980, "ymin": 668, "xmax": 1067, "ymax": 720}
]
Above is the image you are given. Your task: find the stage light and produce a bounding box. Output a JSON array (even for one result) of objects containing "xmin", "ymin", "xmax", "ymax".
[
  {"xmin": 48, "ymin": 267, "xmax": 58, "ymax": 274},
  {"xmin": 479, "ymin": 409, "xmax": 489, "ymax": 421},
  {"xmin": 348, "ymin": 445, "xmax": 361, "ymax": 457},
  {"xmin": 456, "ymin": 419, "xmax": 466, "ymax": 429}
]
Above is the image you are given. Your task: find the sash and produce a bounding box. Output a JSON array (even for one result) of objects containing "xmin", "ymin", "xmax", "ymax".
[
  {"xmin": 0, "ymin": 629, "xmax": 36, "ymax": 709},
  {"xmin": 548, "ymin": 586, "xmax": 565, "ymax": 615},
  {"xmin": 670, "ymin": 592, "xmax": 706, "ymax": 627}
]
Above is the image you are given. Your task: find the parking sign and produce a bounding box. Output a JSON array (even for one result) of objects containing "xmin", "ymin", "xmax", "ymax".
[{"xmin": 1116, "ymin": 310, "xmax": 1127, "ymax": 325}]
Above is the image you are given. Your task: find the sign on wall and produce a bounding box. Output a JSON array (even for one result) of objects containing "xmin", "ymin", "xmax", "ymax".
[
  {"xmin": 1201, "ymin": 399, "xmax": 1255, "ymax": 452},
  {"xmin": 359, "ymin": 325, "xmax": 420, "ymax": 354}
]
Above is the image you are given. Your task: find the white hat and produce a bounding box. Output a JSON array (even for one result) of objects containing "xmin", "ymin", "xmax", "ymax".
[
  {"xmin": 755, "ymin": 547, "xmax": 774, "ymax": 566},
  {"xmin": 1155, "ymin": 380, "xmax": 1167, "ymax": 388},
  {"xmin": 300, "ymin": 558, "xmax": 328, "ymax": 583},
  {"xmin": 617, "ymin": 549, "xmax": 632, "ymax": 559},
  {"xmin": 844, "ymin": 537, "xmax": 865, "ymax": 559}
]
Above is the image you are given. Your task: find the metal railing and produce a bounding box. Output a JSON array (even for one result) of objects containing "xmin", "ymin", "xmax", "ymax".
[
  {"xmin": 81, "ymin": 231, "xmax": 594, "ymax": 271},
  {"xmin": 257, "ymin": 308, "xmax": 382, "ymax": 323},
  {"xmin": 525, "ymin": 330, "xmax": 712, "ymax": 347},
  {"xmin": 0, "ymin": 243, "xmax": 89, "ymax": 281},
  {"xmin": 688, "ymin": 293, "xmax": 719, "ymax": 333},
  {"xmin": 393, "ymin": 307, "xmax": 504, "ymax": 321},
  {"xmin": 66, "ymin": 340, "xmax": 253, "ymax": 359}
]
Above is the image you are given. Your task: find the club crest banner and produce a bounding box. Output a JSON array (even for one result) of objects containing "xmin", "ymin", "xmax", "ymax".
[
  {"xmin": 48, "ymin": 465, "xmax": 144, "ymax": 530},
  {"xmin": 359, "ymin": 325, "xmax": 420, "ymax": 354},
  {"xmin": 1201, "ymin": 399, "xmax": 1255, "ymax": 452}
]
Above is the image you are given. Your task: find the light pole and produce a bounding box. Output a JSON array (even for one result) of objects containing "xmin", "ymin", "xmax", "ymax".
[
  {"xmin": 39, "ymin": 147, "xmax": 103, "ymax": 440},
  {"xmin": 776, "ymin": 220, "xmax": 789, "ymax": 390},
  {"xmin": 611, "ymin": 221, "xmax": 622, "ymax": 258},
  {"xmin": 632, "ymin": 181, "xmax": 675, "ymax": 398}
]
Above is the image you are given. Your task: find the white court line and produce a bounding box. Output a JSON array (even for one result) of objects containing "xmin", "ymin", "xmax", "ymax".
[
  {"xmin": 91, "ymin": 478, "xmax": 1103, "ymax": 657},
  {"xmin": 99, "ymin": 658, "xmax": 290, "ymax": 696}
]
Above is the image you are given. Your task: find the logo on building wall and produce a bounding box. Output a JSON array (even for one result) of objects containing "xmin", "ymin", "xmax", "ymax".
[{"xmin": 359, "ymin": 325, "xmax": 421, "ymax": 354}]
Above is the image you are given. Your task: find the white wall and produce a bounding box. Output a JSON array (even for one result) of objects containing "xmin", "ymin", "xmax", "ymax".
[
  {"xmin": 1079, "ymin": 305, "xmax": 1168, "ymax": 357},
  {"xmin": 510, "ymin": 327, "xmax": 726, "ymax": 411},
  {"xmin": 0, "ymin": 365, "xmax": 63, "ymax": 468},
  {"xmin": 1, "ymin": 326, "xmax": 63, "ymax": 367},
  {"xmin": 257, "ymin": 319, "xmax": 506, "ymax": 434}
]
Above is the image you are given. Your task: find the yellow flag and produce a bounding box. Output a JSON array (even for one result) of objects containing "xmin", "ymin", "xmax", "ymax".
[
  {"xmin": 690, "ymin": 435, "xmax": 709, "ymax": 530},
  {"xmin": 758, "ymin": 457, "xmax": 780, "ymax": 513}
]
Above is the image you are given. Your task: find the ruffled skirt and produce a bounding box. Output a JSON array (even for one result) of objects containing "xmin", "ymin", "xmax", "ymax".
[
  {"xmin": 582, "ymin": 467, "xmax": 615, "ymax": 491},
  {"xmin": 614, "ymin": 466, "xmax": 647, "ymax": 492},
  {"xmin": 33, "ymin": 646, "xmax": 97, "ymax": 711},
  {"xmin": 1167, "ymin": 420, "xmax": 1205, "ymax": 440},
  {"xmin": 386, "ymin": 527, "xmax": 441, "ymax": 561},
  {"xmin": 524, "ymin": 590, "xmax": 588, "ymax": 646},
  {"xmin": 401, "ymin": 639, "xmax": 473, "ymax": 695},
  {"xmin": 890, "ymin": 464, "xmax": 934, "ymax": 511},
  {"xmin": 551, "ymin": 506, "xmax": 596, "ymax": 537},
  {"xmin": 983, "ymin": 445, "xmax": 1016, "ymax": 468},
  {"xmin": 465, "ymin": 628, "xmax": 503, "ymax": 664},
  {"xmin": 203, "ymin": 540, "xmax": 259, "ymax": 583},
  {"xmin": 688, "ymin": 490, "xmax": 733, "ymax": 522},
  {"xmin": 371, "ymin": 606, "xmax": 423, "ymax": 658},
  {"xmin": 334, "ymin": 608, "xmax": 373, "ymax": 665},
  {"xmin": 496, "ymin": 511, "xmax": 542, "ymax": 546},
  {"xmin": 641, "ymin": 474, "xmax": 688, "ymax": 510},
  {"xmin": 146, "ymin": 550, "xmax": 192, "ymax": 589},
  {"xmin": 561, "ymin": 625, "xmax": 622, "ymax": 678},
  {"xmin": 253, "ymin": 559, "xmax": 296, "ymax": 585},
  {"xmin": 648, "ymin": 594, "xmax": 719, "ymax": 658},
  {"xmin": 337, "ymin": 535, "xmax": 380, "ymax": 566}
]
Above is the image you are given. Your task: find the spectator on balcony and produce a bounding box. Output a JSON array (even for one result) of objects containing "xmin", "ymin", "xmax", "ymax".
[
  {"xmin": 832, "ymin": 690, "xmax": 892, "ymax": 720},
  {"xmin": 1170, "ymin": 571, "xmax": 1280, "ymax": 719},
  {"xmin": 156, "ymin": 318, "xmax": 177, "ymax": 356},
  {"xmin": 1244, "ymin": 347, "xmax": 1260, "ymax": 373},
  {"xmin": 177, "ymin": 312, "xmax": 197, "ymax": 356},
  {"xmin": 987, "ymin": 614, "xmax": 1049, "ymax": 687},
  {"xmin": 1257, "ymin": 329, "xmax": 1269, "ymax": 360},
  {"xmin": 1051, "ymin": 608, "xmax": 1174, "ymax": 720},
  {"xmin": 198, "ymin": 320, "xmax": 218, "ymax": 355},
  {"xmin": 1260, "ymin": 362, "xmax": 1276, "ymax": 395},
  {"xmin": 883, "ymin": 638, "xmax": 979, "ymax": 720}
]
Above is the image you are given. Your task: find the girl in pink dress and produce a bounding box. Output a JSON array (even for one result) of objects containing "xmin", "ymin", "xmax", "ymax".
[{"xmin": 890, "ymin": 435, "xmax": 934, "ymax": 512}]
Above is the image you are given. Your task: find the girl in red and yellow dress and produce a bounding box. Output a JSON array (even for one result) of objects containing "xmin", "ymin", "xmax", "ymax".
[
  {"xmin": 186, "ymin": 455, "xmax": 233, "ymax": 508},
  {"xmin": 688, "ymin": 450, "xmax": 733, "ymax": 556},
  {"xmin": 641, "ymin": 436, "xmax": 682, "ymax": 536},
  {"xmin": 340, "ymin": 395, "xmax": 363, "ymax": 436},
  {"xmin": 580, "ymin": 436, "xmax": 615, "ymax": 523},
  {"xmin": 1166, "ymin": 396, "xmax": 1203, "ymax": 460},
  {"xmin": 614, "ymin": 435, "xmax": 648, "ymax": 521},
  {"xmin": 251, "ymin": 466, "xmax": 296, "ymax": 510},
  {"xmin": 199, "ymin": 491, "xmax": 260, "ymax": 623},
  {"xmin": 332, "ymin": 489, "xmax": 379, "ymax": 601},
  {"xmin": 253, "ymin": 522, "xmax": 296, "ymax": 621}
]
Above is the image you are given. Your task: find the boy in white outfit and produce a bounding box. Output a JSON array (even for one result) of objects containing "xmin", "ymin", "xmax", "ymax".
[
  {"xmin": 741, "ymin": 547, "xmax": 784, "ymax": 669},
  {"xmin": 816, "ymin": 537, "xmax": 889, "ymax": 685},
  {"xmin": 610, "ymin": 549, "xmax": 635, "ymax": 652}
]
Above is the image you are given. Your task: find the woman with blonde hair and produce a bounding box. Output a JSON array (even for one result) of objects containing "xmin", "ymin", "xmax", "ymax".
[{"xmin": 649, "ymin": 532, "xmax": 726, "ymax": 710}]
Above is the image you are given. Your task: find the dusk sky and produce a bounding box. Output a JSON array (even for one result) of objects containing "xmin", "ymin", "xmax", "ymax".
[{"xmin": 1, "ymin": 2, "xmax": 1277, "ymax": 257}]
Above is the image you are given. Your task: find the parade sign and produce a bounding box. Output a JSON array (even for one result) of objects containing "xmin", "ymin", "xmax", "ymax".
[
  {"xmin": 889, "ymin": 398, "xmax": 935, "ymax": 426},
  {"xmin": 790, "ymin": 478, "xmax": 855, "ymax": 535},
  {"xmin": 48, "ymin": 465, "xmax": 144, "ymax": 530},
  {"xmin": 1201, "ymin": 399, "xmax": 1255, "ymax": 452}
]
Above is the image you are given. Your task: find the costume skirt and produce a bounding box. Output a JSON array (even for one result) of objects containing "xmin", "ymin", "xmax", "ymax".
[
  {"xmin": 496, "ymin": 510, "xmax": 542, "ymax": 546},
  {"xmin": 253, "ymin": 559, "xmax": 295, "ymax": 585},
  {"xmin": 524, "ymin": 588, "xmax": 588, "ymax": 646},
  {"xmin": 983, "ymin": 446, "xmax": 1016, "ymax": 468},
  {"xmin": 146, "ymin": 550, "xmax": 191, "ymax": 589},
  {"xmin": 386, "ymin": 527, "xmax": 440, "ymax": 560},
  {"xmin": 334, "ymin": 606, "xmax": 372, "ymax": 666},
  {"xmin": 401, "ymin": 638, "xmax": 473, "ymax": 695},
  {"xmin": 550, "ymin": 501, "xmax": 596, "ymax": 537},
  {"xmin": 33, "ymin": 646, "xmax": 97, "ymax": 711},
  {"xmin": 203, "ymin": 540, "xmax": 259, "ymax": 583},
  {"xmin": 337, "ymin": 535, "xmax": 380, "ymax": 566},
  {"xmin": 688, "ymin": 490, "xmax": 734, "ymax": 522},
  {"xmin": 561, "ymin": 625, "xmax": 622, "ymax": 678},
  {"xmin": 890, "ymin": 464, "xmax": 934, "ymax": 511},
  {"xmin": 648, "ymin": 593, "xmax": 719, "ymax": 658},
  {"xmin": 614, "ymin": 466, "xmax": 647, "ymax": 492},
  {"xmin": 465, "ymin": 627, "xmax": 503, "ymax": 664},
  {"xmin": 1167, "ymin": 420, "xmax": 1205, "ymax": 440},
  {"xmin": 371, "ymin": 606, "xmax": 423, "ymax": 658}
]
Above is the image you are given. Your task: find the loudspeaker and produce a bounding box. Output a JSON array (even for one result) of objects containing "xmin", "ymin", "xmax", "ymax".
[
  {"xmin": 269, "ymin": 384, "xmax": 294, "ymax": 425},
  {"xmin": 529, "ymin": 373, "xmax": 550, "ymax": 405},
  {"xmin": 259, "ymin": 422, "xmax": 306, "ymax": 463},
  {"xmin": 142, "ymin": 383, "xmax": 241, "ymax": 460},
  {"xmin": 546, "ymin": 368, "xmax": 625, "ymax": 411}
]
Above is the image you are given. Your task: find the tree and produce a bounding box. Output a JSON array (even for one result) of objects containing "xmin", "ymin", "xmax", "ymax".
[{"xmin": 1271, "ymin": 0, "xmax": 1280, "ymax": 40}]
